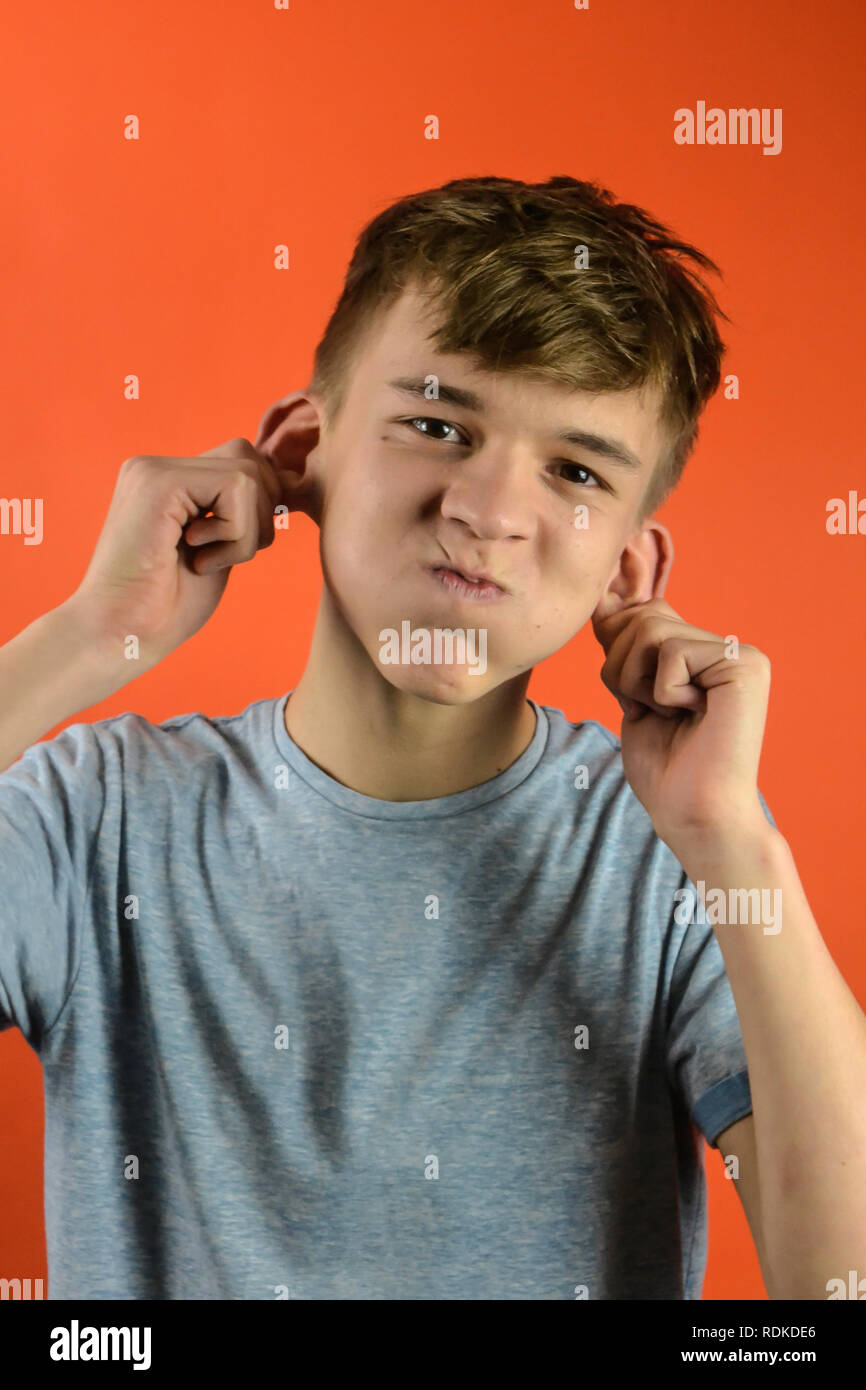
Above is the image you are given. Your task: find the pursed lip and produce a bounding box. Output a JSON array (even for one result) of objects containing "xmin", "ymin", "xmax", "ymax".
[{"xmin": 432, "ymin": 559, "xmax": 509, "ymax": 593}]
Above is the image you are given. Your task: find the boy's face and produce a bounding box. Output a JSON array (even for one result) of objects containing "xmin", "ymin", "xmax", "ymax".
[{"xmin": 289, "ymin": 284, "xmax": 671, "ymax": 705}]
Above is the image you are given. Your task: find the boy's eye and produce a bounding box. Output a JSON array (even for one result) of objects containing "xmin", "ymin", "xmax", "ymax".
[
  {"xmin": 402, "ymin": 416, "xmax": 466, "ymax": 444},
  {"xmin": 556, "ymin": 461, "xmax": 603, "ymax": 488},
  {"xmin": 398, "ymin": 417, "xmax": 605, "ymax": 491}
]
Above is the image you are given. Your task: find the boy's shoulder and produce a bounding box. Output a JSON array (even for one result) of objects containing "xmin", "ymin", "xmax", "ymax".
[
  {"xmin": 13, "ymin": 694, "xmax": 284, "ymax": 788},
  {"xmin": 540, "ymin": 703, "xmax": 622, "ymax": 752},
  {"xmin": 535, "ymin": 702, "xmax": 637, "ymax": 794},
  {"xmin": 96, "ymin": 692, "xmax": 278, "ymax": 741}
]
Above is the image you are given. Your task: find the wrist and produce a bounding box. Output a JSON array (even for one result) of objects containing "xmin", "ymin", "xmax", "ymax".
[
  {"xmin": 43, "ymin": 597, "xmax": 147, "ymax": 698},
  {"xmin": 661, "ymin": 806, "xmax": 783, "ymax": 867},
  {"xmin": 663, "ymin": 815, "xmax": 788, "ymax": 883},
  {"xmin": 0, "ymin": 600, "xmax": 143, "ymax": 772}
]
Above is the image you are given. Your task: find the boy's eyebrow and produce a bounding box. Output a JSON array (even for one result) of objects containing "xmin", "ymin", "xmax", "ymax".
[{"xmin": 385, "ymin": 376, "xmax": 645, "ymax": 473}]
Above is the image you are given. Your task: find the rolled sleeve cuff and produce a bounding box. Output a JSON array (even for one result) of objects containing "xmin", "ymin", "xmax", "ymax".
[{"xmin": 692, "ymin": 1068, "xmax": 753, "ymax": 1148}]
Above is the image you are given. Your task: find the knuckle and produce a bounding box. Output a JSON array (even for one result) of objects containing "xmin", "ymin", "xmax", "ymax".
[
  {"xmin": 638, "ymin": 599, "xmax": 664, "ymax": 619},
  {"xmin": 739, "ymin": 643, "xmax": 769, "ymax": 673},
  {"xmin": 226, "ymin": 469, "xmax": 257, "ymax": 503},
  {"xmin": 207, "ymin": 437, "xmax": 255, "ymax": 461},
  {"xmin": 257, "ymin": 463, "xmax": 282, "ymax": 503}
]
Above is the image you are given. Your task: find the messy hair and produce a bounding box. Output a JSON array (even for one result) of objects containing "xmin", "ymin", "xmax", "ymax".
[{"xmin": 309, "ymin": 175, "xmax": 731, "ymax": 519}]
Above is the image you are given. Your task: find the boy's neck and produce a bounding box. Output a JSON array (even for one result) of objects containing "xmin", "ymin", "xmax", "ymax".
[{"xmin": 283, "ymin": 593, "xmax": 536, "ymax": 802}]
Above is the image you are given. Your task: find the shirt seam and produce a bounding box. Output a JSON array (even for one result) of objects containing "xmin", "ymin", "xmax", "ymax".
[{"xmin": 270, "ymin": 697, "xmax": 555, "ymax": 822}]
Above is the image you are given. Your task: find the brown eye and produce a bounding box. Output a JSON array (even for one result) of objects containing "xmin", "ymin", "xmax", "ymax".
[
  {"xmin": 558, "ymin": 462, "xmax": 603, "ymax": 488},
  {"xmin": 403, "ymin": 416, "xmax": 466, "ymax": 444}
]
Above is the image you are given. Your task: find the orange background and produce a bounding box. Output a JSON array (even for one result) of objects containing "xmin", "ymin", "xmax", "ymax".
[{"xmin": 1, "ymin": 0, "xmax": 864, "ymax": 1300}]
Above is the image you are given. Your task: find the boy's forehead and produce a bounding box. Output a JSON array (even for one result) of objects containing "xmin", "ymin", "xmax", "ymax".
[{"xmin": 362, "ymin": 282, "xmax": 454, "ymax": 366}]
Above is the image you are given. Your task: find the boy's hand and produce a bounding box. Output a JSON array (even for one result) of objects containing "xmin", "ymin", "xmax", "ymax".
[
  {"xmin": 68, "ymin": 438, "xmax": 304, "ymax": 669},
  {"xmin": 592, "ymin": 598, "xmax": 772, "ymax": 850}
]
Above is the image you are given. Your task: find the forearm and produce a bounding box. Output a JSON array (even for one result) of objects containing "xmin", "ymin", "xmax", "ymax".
[
  {"xmin": 0, "ymin": 600, "xmax": 136, "ymax": 771},
  {"xmin": 673, "ymin": 821, "xmax": 866, "ymax": 1300}
]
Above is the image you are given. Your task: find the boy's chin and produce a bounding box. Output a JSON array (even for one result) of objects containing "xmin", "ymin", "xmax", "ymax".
[{"xmin": 376, "ymin": 665, "xmax": 492, "ymax": 705}]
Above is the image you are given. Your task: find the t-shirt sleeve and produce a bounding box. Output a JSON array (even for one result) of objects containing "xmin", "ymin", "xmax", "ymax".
[
  {"xmin": 664, "ymin": 788, "xmax": 776, "ymax": 1148},
  {"xmin": 0, "ymin": 722, "xmax": 107, "ymax": 1050},
  {"xmin": 665, "ymin": 907, "xmax": 752, "ymax": 1148}
]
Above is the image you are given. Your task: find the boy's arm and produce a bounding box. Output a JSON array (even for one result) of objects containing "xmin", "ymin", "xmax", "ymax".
[
  {"xmin": 0, "ymin": 599, "xmax": 134, "ymax": 772},
  {"xmin": 715, "ymin": 1114, "xmax": 770, "ymax": 1294},
  {"xmin": 592, "ymin": 596, "xmax": 866, "ymax": 1301},
  {"xmin": 0, "ymin": 436, "xmax": 293, "ymax": 773},
  {"xmin": 681, "ymin": 823, "xmax": 866, "ymax": 1302}
]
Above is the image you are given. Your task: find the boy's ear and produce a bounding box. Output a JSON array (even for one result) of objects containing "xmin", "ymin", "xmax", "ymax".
[
  {"xmin": 591, "ymin": 520, "xmax": 674, "ymax": 624},
  {"xmin": 253, "ymin": 389, "xmax": 326, "ymax": 523},
  {"xmin": 254, "ymin": 389, "xmax": 323, "ymax": 466}
]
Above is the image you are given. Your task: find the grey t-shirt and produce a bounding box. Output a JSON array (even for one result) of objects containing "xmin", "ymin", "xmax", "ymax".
[{"xmin": 0, "ymin": 693, "xmax": 767, "ymax": 1300}]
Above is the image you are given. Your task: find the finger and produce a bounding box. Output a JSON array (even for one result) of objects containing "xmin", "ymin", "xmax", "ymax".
[
  {"xmin": 187, "ymin": 472, "xmax": 260, "ymax": 573},
  {"xmin": 616, "ymin": 629, "xmax": 726, "ymax": 719},
  {"xmin": 190, "ymin": 469, "xmax": 277, "ymax": 554},
  {"xmin": 600, "ymin": 605, "xmax": 721, "ymax": 691},
  {"xmin": 193, "ymin": 437, "xmax": 283, "ymax": 512},
  {"xmin": 592, "ymin": 598, "xmax": 682, "ymax": 655},
  {"xmin": 602, "ymin": 620, "xmax": 684, "ymax": 720},
  {"xmin": 196, "ymin": 436, "xmax": 264, "ymax": 462},
  {"xmin": 653, "ymin": 638, "xmax": 719, "ymax": 712},
  {"xmin": 599, "ymin": 613, "xmax": 667, "ymax": 713},
  {"xmin": 592, "ymin": 603, "xmax": 648, "ymax": 658},
  {"xmin": 615, "ymin": 694, "xmax": 646, "ymax": 721},
  {"xmin": 249, "ymin": 456, "xmax": 284, "ymax": 512},
  {"xmin": 617, "ymin": 633, "xmax": 693, "ymax": 718}
]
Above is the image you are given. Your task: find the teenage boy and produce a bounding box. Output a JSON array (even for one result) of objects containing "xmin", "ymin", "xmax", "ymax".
[{"xmin": 1, "ymin": 176, "xmax": 864, "ymax": 1301}]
